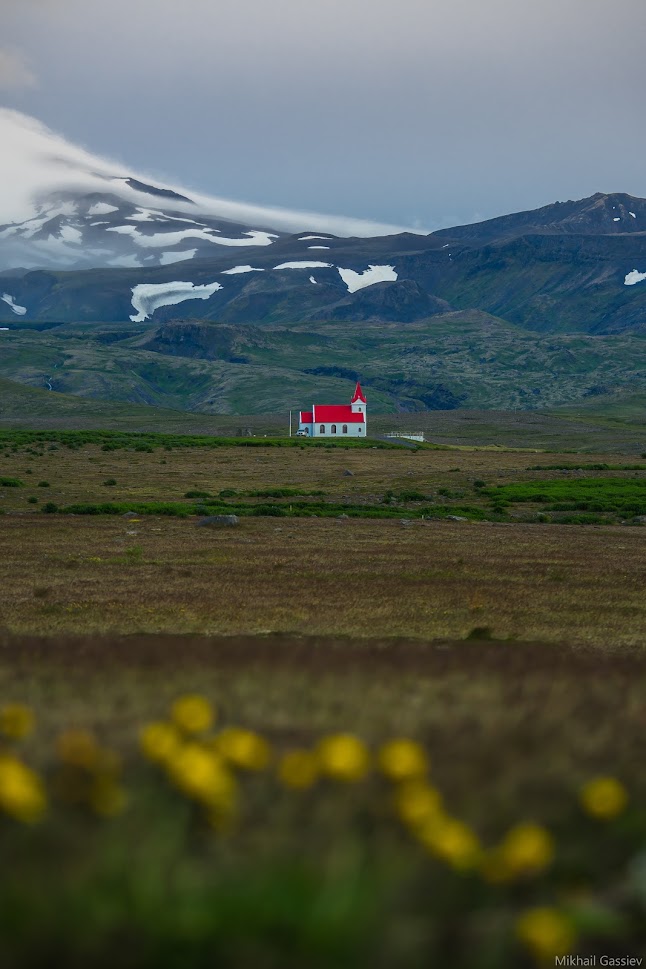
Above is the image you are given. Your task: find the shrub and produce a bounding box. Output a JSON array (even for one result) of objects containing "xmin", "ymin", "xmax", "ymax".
[
  {"xmin": 0, "ymin": 477, "xmax": 24, "ymax": 487},
  {"xmin": 27, "ymin": 496, "xmax": 38, "ymax": 505},
  {"xmin": 466, "ymin": 626, "xmax": 494, "ymax": 640},
  {"xmin": 37, "ymin": 481, "xmax": 50, "ymax": 488},
  {"xmin": 42, "ymin": 502, "xmax": 58, "ymax": 513},
  {"xmin": 103, "ymin": 479, "xmax": 117, "ymax": 487},
  {"xmin": 184, "ymin": 490, "xmax": 212, "ymax": 499},
  {"xmin": 398, "ymin": 490, "xmax": 428, "ymax": 502}
]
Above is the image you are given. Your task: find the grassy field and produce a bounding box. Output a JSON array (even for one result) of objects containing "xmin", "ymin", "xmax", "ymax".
[{"xmin": 1, "ymin": 433, "xmax": 645, "ymax": 967}]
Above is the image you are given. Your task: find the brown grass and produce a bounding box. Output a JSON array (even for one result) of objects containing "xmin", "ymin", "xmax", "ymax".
[
  {"xmin": 1, "ymin": 444, "xmax": 644, "ymax": 644},
  {"xmin": 0, "ymin": 514, "xmax": 643, "ymax": 646}
]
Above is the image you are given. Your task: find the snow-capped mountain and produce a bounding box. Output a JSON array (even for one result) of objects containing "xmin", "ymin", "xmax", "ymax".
[
  {"xmin": 1, "ymin": 110, "xmax": 646, "ymax": 336},
  {"xmin": 0, "ymin": 109, "xmax": 406, "ymax": 272}
]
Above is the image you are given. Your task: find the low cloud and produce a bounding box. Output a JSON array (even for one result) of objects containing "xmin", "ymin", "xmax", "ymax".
[
  {"xmin": 0, "ymin": 49, "xmax": 37, "ymax": 91},
  {"xmin": 0, "ymin": 108, "xmax": 411, "ymax": 236}
]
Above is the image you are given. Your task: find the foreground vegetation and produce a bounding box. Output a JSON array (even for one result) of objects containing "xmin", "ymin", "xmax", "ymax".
[
  {"xmin": 1, "ymin": 430, "xmax": 645, "ymax": 966},
  {"xmin": 1, "ymin": 638, "xmax": 645, "ymax": 968}
]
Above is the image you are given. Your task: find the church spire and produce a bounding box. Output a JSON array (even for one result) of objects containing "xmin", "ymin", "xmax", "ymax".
[{"xmin": 351, "ymin": 381, "xmax": 367, "ymax": 404}]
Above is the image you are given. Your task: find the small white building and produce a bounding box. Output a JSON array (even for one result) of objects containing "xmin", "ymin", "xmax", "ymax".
[{"xmin": 297, "ymin": 382, "xmax": 367, "ymax": 438}]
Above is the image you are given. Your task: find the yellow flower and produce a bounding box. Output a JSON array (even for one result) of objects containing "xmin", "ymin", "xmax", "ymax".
[
  {"xmin": 89, "ymin": 776, "xmax": 128, "ymax": 818},
  {"xmin": 168, "ymin": 743, "xmax": 235, "ymax": 809},
  {"xmin": 278, "ymin": 749, "xmax": 320, "ymax": 789},
  {"xmin": 212, "ymin": 728, "xmax": 271, "ymax": 771},
  {"xmin": 0, "ymin": 756, "xmax": 47, "ymax": 823},
  {"xmin": 417, "ymin": 815, "xmax": 481, "ymax": 870},
  {"xmin": 0, "ymin": 704, "xmax": 35, "ymax": 740},
  {"xmin": 394, "ymin": 781, "xmax": 443, "ymax": 829},
  {"xmin": 139, "ymin": 722, "xmax": 182, "ymax": 764},
  {"xmin": 171, "ymin": 695, "xmax": 214, "ymax": 735},
  {"xmin": 499, "ymin": 823, "xmax": 555, "ymax": 876},
  {"xmin": 56, "ymin": 729, "xmax": 100, "ymax": 769},
  {"xmin": 580, "ymin": 777, "xmax": 628, "ymax": 820},
  {"xmin": 316, "ymin": 734, "xmax": 370, "ymax": 783},
  {"xmin": 378, "ymin": 738, "xmax": 428, "ymax": 782},
  {"xmin": 516, "ymin": 907, "xmax": 575, "ymax": 961}
]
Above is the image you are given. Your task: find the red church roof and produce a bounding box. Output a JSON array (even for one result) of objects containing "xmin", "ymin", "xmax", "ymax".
[
  {"xmin": 351, "ymin": 381, "xmax": 367, "ymax": 403},
  {"xmin": 314, "ymin": 405, "xmax": 364, "ymax": 423},
  {"xmin": 299, "ymin": 411, "xmax": 313, "ymax": 423}
]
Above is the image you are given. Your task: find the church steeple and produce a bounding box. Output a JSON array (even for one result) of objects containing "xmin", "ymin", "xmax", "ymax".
[
  {"xmin": 350, "ymin": 382, "xmax": 367, "ymax": 427},
  {"xmin": 351, "ymin": 381, "xmax": 367, "ymax": 404}
]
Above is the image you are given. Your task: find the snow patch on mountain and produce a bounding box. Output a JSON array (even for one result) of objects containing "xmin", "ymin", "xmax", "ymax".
[
  {"xmin": 308, "ymin": 246, "xmax": 330, "ymax": 249},
  {"xmin": 299, "ymin": 235, "xmax": 332, "ymax": 241},
  {"xmin": 159, "ymin": 250, "xmax": 198, "ymax": 266},
  {"xmin": 338, "ymin": 265, "xmax": 398, "ymax": 293},
  {"xmin": 129, "ymin": 281, "xmax": 223, "ymax": 322},
  {"xmin": 1, "ymin": 293, "xmax": 27, "ymax": 315},
  {"xmin": 106, "ymin": 225, "xmax": 276, "ymax": 249},
  {"xmin": 624, "ymin": 269, "xmax": 646, "ymax": 286},
  {"xmin": 221, "ymin": 265, "xmax": 265, "ymax": 275},
  {"xmin": 59, "ymin": 225, "xmax": 83, "ymax": 244},
  {"xmin": 274, "ymin": 261, "xmax": 333, "ymax": 270},
  {"xmin": 88, "ymin": 203, "xmax": 118, "ymax": 216}
]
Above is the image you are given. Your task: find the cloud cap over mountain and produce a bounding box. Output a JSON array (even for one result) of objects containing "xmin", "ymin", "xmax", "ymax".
[{"xmin": 0, "ymin": 109, "xmax": 407, "ymax": 237}]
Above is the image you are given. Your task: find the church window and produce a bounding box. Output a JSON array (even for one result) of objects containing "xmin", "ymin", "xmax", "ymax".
[
  {"xmin": 331, "ymin": 424, "xmax": 337, "ymax": 434},
  {"xmin": 342, "ymin": 424, "xmax": 348, "ymax": 434},
  {"xmin": 319, "ymin": 424, "xmax": 325, "ymax": 434}
]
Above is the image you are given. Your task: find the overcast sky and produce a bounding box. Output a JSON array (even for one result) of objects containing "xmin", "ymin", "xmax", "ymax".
[{"xmin": 2, "ymin": 0, "xmax": 645, "ymax": 231}]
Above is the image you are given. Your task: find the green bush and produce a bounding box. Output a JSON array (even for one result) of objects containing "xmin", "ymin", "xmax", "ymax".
[
  {"xmin": 0, "ymin": 477, "xmax": 24, "ymax": 487},
  {"xmin": 37, "ymin": 481, "xmax": 50, "ymax": 488},
  {"xmin": 42, "ymin": 502, "xmax": 58, "ymax": 513},
  {"xmin": 397, "ymin": 490, "xmax": 428, "ymax": 502},
  {"xmin": 103, "ymin": 479, "xmax": 117, "ymax": 487}
]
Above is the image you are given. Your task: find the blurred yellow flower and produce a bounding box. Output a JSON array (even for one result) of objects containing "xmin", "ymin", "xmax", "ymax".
[
  {"xmin": 171, "ymin": 695, "xmax": 214, "ymax": 735},
  {"xmin": 56, "ymin": 729, "xmax": 100, "ymax": 769},
  {"xmin": 0, "ymin": 755, "xmax": 47, "ymax": 823},
  {"xmin": 89, "ymin": 776, "xmax": 128, "ymax": 818},
  {"xmin": 418, "ymin": 815, "xmax": 481, "ymax": 870},
  {"xmin": 580, "ymin": 777, "xmax": 628, "ymax": 820},
  {"xmin": 139, "ymin": 722, "xmax": 182, "ymax": 764},
  {"xmin": 394, "ymin": 781, "xmax": 443, "ymax": 829},
  {"xmin": 317, "ymin": 734, "xmax": 370, "ymax": 783},
  {"xmin": 516, "ymin": 907, "xmax": 575, "ymax": 961},
  {"xmin": 168, "ymin": 743, "xmax": 235, "ymax": 809},
  {"xmin": 0, "ymin": 704, "xmax": 35, "ymax": 740},
  {"xmin": 378, "ymin": 738, "xmax": 428, "ymax": 782},
  {"xmin": 278, "ymin": 749, "xmax": 320, "ymax": 789},
  {"xmin": 499, "ymin": 822, "xmax": 555, "ymax": 876},
  {"xmin": 212, "ymin": 728, "xmax": 271, "ymax": 771}
]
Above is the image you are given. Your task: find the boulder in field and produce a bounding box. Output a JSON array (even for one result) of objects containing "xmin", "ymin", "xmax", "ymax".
[{"xmin": 197, "ymin": 515, "xmax": 240, "ymax": 528}]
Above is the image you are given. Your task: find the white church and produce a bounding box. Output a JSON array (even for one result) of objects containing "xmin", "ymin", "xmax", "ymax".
[{"xmin": 297, "ymin": 382, "xmax": 367, "ymax": 438}]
